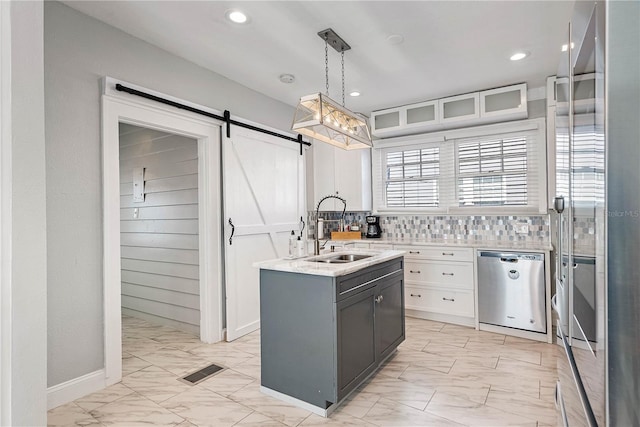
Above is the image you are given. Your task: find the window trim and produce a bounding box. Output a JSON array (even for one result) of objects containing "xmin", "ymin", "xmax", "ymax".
[{"xmin": 373, "ymin": 118, "xmax": 548, "ymax": 215}]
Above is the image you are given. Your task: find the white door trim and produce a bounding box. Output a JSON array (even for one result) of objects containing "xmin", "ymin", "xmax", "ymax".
[
  {"xmin": 0, "ymin": 1, "xmax": 11, "ymax": 422},
  {"xmin": 102, "ymin": 77, "xmax": 223, "ymax": 387}
]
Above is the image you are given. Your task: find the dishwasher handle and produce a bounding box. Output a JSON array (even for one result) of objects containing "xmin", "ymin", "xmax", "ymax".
[{"xmin": 478, "ymin": 251, "xmax": 544, "ymax": 262}]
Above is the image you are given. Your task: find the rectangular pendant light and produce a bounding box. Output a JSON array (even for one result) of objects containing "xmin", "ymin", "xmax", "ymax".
[{"xmin": 292, "ymin": 92, "xmax": 372, "ymax": 150}]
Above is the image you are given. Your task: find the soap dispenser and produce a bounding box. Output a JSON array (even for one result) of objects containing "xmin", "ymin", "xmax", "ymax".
[
  {"xmin": 289, "ymin": 230, "xmax": 296, "ymax": 257},
  {"xmin": 296, "ymin": 236, "xmax": 306, "ymax": 257}
]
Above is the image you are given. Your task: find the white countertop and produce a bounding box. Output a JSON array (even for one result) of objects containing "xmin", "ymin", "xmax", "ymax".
[
  {"xmin": 254, "ymin": 249, "xmax": 405, "ymax": 277},
  {"xmin": 328, "ymin": 237, "xmax": 553, "ymax": 251}
]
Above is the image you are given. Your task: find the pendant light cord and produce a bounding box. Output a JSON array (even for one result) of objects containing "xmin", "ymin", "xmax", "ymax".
[
  {"xmin": 341, "ymin": 50, "xmax": 345, "ymax": 107},
  {"xmin": 324, "ymin": 36, "xmax": 330, "ymax": 96}
]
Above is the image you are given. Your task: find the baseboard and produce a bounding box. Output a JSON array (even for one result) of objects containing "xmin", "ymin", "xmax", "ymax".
[{"xmin": 47, "ymin": 369, "xmax": 106, "ymax": 410}]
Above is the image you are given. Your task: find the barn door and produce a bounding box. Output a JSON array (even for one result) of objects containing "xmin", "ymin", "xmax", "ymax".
[{"xmin": 223, "ymin": 126, "xmax": 305, "ymax": 341}]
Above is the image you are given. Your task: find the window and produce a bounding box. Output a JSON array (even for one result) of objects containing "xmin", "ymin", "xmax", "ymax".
[
  {"xmin": 385, "ymin": 148, "xmax": 440, "ymax": 208},
  {"xmin": 373, "ymin": 119, "xmax": 547, "ymax": 213},
  {"xmin": 457, "ymin": 137, "xmax": 528, "ymax": 206}
]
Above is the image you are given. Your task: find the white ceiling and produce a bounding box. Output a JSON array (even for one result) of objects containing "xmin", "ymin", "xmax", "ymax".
[{"xmin": 62, "ymin": 1, "xmax": 574, "ymax": 116}]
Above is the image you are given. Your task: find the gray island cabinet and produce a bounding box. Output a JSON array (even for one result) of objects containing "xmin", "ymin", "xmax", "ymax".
[{"xmin": 258, "ymin": 255, "xmax": 405, "ymax": 417}]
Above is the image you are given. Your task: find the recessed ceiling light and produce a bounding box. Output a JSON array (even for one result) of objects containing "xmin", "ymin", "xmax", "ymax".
[
  {"xmin": 510, "ymin": 52, "xmax": 529, "ymax": 61},
  {"xmin": 349, "ymin": 91, "xmax": 361, "ymax": 97},
  {"xmin": 387, "ymin": 34, "xmax": 404, "ymax": 45},
  {"xmin": 279, "ymin": 74, "xmax": 295, "ymax": 84},
  {"xmin": 226, "ymin": 10, "xmax": 248, "ymax": 24}
]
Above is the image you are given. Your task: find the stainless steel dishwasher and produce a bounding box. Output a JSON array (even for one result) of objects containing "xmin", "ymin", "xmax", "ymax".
[{"xmin": 477, "ymin": 251, "xmax": 546, "ymax": 333}]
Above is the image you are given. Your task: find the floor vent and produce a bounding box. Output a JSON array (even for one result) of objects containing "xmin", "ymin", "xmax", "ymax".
[{"xmin": 180, "ymin": 363, "xmax": 225, "ymax": 385}]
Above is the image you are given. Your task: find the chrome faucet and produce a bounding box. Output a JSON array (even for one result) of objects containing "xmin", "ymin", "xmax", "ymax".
[{"xmin": 314, "ymin": 195, "xmax": 347, "ymax": 255}]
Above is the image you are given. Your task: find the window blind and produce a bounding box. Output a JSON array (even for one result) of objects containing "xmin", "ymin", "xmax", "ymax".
[
  {"xmin": 385, "ymin": 148, "xmax": 440, "ymax": 207},
  {"xmin": 457, "ymin": 136, "xmax": 528, "ymax": 206},
  {"xmin": 454, "ymin": 129, "xmax": 543, "ymax": 211}
]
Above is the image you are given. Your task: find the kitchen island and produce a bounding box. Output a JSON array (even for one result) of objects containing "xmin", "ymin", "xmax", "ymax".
[{"xmin": 255, "ymin": 249, "xmax": 405, "ymax": 417}]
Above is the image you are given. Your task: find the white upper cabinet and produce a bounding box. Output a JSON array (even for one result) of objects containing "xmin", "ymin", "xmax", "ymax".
[
  {"xmin": 479, "ymin": 83, "xmax": 528, "ymax": 120},
  {"xmin": 372, "ymin": 101, "xmax": 439, "ymax": 138},
  {"xmin": 310, "ymin": 142, "xmax": 372, "ymax": 212},
  {"xmin": 439, "ymin": 93, "xmax": 480, "ymax": 124},
  {"xmin": 372, "ymin": 109, "xmax": 402, "ymax": 136},
  {"xmin": 371, "ymin": 83, "xmax": 528, "ymax": 138},
  {"xmin": 406, "ymin": 100, "xmax": 439, "ymax": 130}
]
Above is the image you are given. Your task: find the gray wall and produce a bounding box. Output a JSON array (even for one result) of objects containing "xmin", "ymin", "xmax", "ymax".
[
  {"xmin": 528, "ymin": 98, "xmax": 546, "ymax": 119},
  {"xmin": 45, "ymin": 1, "xmax": 295, "ymax": 387},
  {"xmin": 7, "ymin": 1, "xmax": 48, "ymax": 424},
  {"xmin": 119, "ymin": 124, "xmax": 200, "ymax": 335}
]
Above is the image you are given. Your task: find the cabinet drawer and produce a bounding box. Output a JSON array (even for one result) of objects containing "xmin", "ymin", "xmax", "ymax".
[
  {"xmin": 395, "ymin": 245, "xmax": 473, "ymax": 262},
  {"xmin": 405, "ymin": 260, "xmax": 473, "ymax": 290},
  {"xmin": 405, "ymin": 286, "xmax": 474, "ymax": 318},
  {"xmin": 337, "ymin": 258, "xmax": 403, "ymax": 299}
]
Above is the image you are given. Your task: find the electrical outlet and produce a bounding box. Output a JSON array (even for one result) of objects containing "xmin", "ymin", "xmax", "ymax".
[{"xmin": 516, "ymin": 224, "xmax": 529, "ymax": 234}]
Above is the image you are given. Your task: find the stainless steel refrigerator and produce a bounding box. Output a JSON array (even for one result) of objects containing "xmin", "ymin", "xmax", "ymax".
[{"xmin": 552, "ymin": 1, "xmax": 640, "ymax": 425}]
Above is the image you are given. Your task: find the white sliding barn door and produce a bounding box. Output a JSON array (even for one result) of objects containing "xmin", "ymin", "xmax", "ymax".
[{"xmin": 223, "ymin": 126, "xmax": 305, "ymax": 341}]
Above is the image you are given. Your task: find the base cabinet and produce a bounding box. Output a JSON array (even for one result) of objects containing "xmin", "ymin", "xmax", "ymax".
[
  {"xmin": 260, "ymin": 258, "xmax": 405, "ymax": 410},
  {"xmin": 395, "ymin": 245, "xmax": 475, "ymax": 324}
]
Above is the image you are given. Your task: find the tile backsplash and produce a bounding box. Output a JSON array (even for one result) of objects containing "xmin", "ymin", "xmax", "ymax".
[
  {"xmin": 307, "ymin": 211, "xmax": 550, "ymax": 244},
  {"xmin": 307, "ymin": 211, "xmax": 371, "ymax": 238}
]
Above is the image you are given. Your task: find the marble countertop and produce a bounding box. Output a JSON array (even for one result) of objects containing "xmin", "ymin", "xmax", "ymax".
[
  {"xmin": 326, "ymin": 237, "xmax": 553, "ymax": 251},
  {"xmin": 254, "ymin": 249, "xmax": 405, "ymax": 277}
]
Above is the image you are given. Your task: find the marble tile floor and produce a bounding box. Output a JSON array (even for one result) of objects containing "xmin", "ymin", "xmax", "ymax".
[{"xmin": 48, "ymin": 315, "xmax": 560, "ymax": 426}]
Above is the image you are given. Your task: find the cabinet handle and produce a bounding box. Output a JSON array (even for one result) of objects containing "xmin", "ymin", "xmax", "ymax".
[
  {"xmin": 375, "ymin": 295, "xmax": 384, "ymax": 304},
  {"xmin": 441, "ymin": 272, "xmax": 454, "ymax": 276},
  {"xmin": 409, "ymin": 251, "xmax": 421, "ymax": 254},
  {"xmin": 442, "ymin": 297, "xmax": 455, "ymax": 302},
  {"xmin": 410, "ymin": 293, "xmax": 422, "ymax": 298},
  {"xmin": 442, "ymin": 252, "xmax": 454, "ymax": 256},
  {"xmin": 409, "ymin": 270, "xmax": 421, "ymax": 274}
]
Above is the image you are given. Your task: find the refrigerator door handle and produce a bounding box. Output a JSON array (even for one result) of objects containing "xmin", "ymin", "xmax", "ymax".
[{"xmin": 556, "ymin": 381, "xmax": 569, "ymax": 427}]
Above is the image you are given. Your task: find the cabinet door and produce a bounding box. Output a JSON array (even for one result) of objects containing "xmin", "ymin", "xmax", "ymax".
[
  {"xmin": 405, "ymin": 101, "xmax": 439, "ymax": 129},
  {"xmin": 480, "ymin": 83, "xmax": 527, "ymax": 119},
  {"xmin": 371, "ymin": 108, "xmax": 403, "ymax": 137},
  {"xmin": 439, "ymin": 93, "xmax": 480, "ymax": 124},
  {"xmin": 334, "ymin": 148, "xmax": 372, "ymax": 211},
  {"xmin": 375, "ymin": 271, "xmax": 405, "ymax": 361},
  {"xmin": 336, "ymin": 287, "xmax": 377, "ymax": 400},
  {"xmin": 313, "ymin": 142, "xmax": 337, "ymax": 211}
]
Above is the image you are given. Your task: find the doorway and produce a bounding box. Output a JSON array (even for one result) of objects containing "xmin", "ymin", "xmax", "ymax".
[
  {"xmin": 102, "ymin": 92, "xmax": 223, "ymax": 386},
  {"xmin": 119, "ymin": 123, "xmax": 202, "ymax": 335}
]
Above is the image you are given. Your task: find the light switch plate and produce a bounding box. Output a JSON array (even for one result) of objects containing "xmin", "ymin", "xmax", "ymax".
[{"xmin": 133, "ymin": 167, "xmax": 145, "ymax": 202}]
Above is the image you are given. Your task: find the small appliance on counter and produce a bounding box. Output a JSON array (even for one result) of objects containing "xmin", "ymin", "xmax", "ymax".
[{"xmin": 365, "ymin": 215, "xmax": 382, "ymax": 238}]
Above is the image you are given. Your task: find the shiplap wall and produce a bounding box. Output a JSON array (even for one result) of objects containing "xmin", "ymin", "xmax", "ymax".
[{"xmin": 119, "ymin": 123, "xmax": 200, "ymax": 335}]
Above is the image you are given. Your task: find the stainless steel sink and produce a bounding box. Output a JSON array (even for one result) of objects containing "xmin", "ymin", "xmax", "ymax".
[
  {"xmin": 306, "ymin": 253, "xmax": 372, "ymax": 264},
  {"xmin": 331, "ymin": 254, "xmax": 372, "ymax": 262}
]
